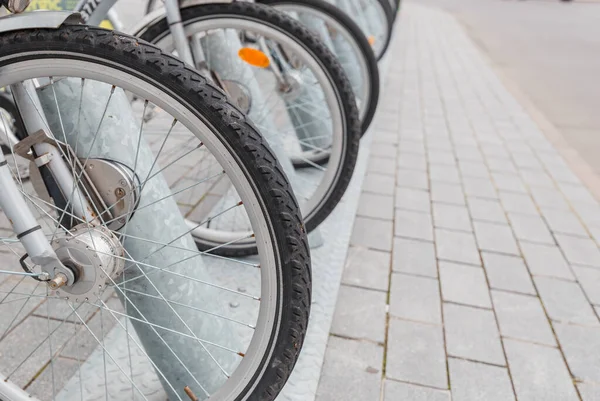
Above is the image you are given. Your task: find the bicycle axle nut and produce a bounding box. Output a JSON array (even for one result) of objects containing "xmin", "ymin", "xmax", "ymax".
[{"xmin": 48, "ymin": 272, "xmax": 68, "ymax": 290}]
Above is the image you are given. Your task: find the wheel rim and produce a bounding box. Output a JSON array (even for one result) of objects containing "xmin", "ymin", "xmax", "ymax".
[
  {"xmin": 339, "ymin": 0, "xmax": 390, "ymax": 58},
  {"xmin": 273, "ymin": 3, "xmax": 372, "ymax": 124},
  {"xmin": 146, "ymin": 14, "xmax": 347, "ymax": 242},
  {"xmin": 0, "ymin": 57, "xmax": 282, "ymax": 401}
]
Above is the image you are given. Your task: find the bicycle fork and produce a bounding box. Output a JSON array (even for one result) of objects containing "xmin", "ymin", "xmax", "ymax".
[{"xmin": 0, "ymin": 81, "xmax": 96, "ymax": 286}]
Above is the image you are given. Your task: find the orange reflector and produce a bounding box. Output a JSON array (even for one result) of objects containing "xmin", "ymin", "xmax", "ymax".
[
  {"xmin": 238, "ymin": 48, "xmax": 270, "ymax": 68},
  {"xmin": 368, "ymin": 36, "xmax": 376, "ymax": 46}
]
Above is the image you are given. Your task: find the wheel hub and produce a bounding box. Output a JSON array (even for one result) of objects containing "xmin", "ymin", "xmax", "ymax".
[
  {"xmin": 50, "ymin": 223, "xmax": 125, "ymax": 302},
  {"xmin": 277, "ymin": 70, "xmax": 305, "ymax": 102}
]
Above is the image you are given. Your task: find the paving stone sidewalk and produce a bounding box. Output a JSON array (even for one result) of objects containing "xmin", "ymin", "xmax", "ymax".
[{"xmin": 316, "ymin": 3, "xmax": 600, "ymax": 401}]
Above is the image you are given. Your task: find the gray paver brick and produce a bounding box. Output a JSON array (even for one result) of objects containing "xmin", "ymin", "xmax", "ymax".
[
  {"xmin": 0, "ymin": 316, "xmax": 75, "ymax": 387},
  {"xmin": 0, "ymin": 278, "xmax": 45, "ymax": 335},
  {"xmin": 357, "ymin": 192, "xmax": 394, "ymax": 220},
  {"xmin": 384, "ymin": 380, "xmax": 450, "ymax": 401},
  {"xmin": 486, "ymin": 158, "xmax": 516, "ymax": 174},
  {"xmin": 455, "ymin": 145, "xmax": 484, "ymax": 163},
  {"xmin": 504, "ymin": 338, "xmax": 579, "ymax": 401},
  {"xmin": 555, "ymin": 234, "xmax": 600, "ymax": 268},
  {"xmin": 544, "ymin": 162, "xmax": 582, "ymax": 186},
  {"xmin": 398, "ymin": 153, "xmax": 427, "ymax": 171},
  {"xmin": 430, "ymin": 164, "xmax": 461, "ymax": 184},
  {"xmin": 520, "ymin": 170, "xmax": 555, "ymax": 189},
  {"xmin": 27, "ymin": 357, "xmax": 80, "ymax": 401},
  {"xmin": 492, "ymin": 172, "xmax": 527, "ymax": 193},
  {"xmin": 386, "ymin": 319, "xmax": 448, "ymax": 389},
  {"xmin": 395, "ymin": 209, "xmax": 434, "ymax": 241},
  {"xmin": 473, "ymin": 221, "xmax": 520, "ymax": 255},
  {"xmin": 371, "ymin": 143, "xmax": 397, "ymax": 159},
  {"xmin": 399, "ymin": 139, "xmax": 426, "ymax": 155},
  {"xmin": 427, "ymin": 137, "xmax": 452, "ymax": 151},
  {"xmin": 508, "ymin": 213, "xmax": 554, "ymax": 245},
  {"xmin": 369, "ymin": 157, "xmax": 396, "ymax": 176},
  {"xmin": 393, "ymin": 237, "xmax": 438, "ymax": 277},
  {"xmin": 444, "ymin": 303, "xmax": 505, "ymax": 365},
  {"xmin": 59, "ymin": 297, "xmax": 122, "ymax": 361},
  {"xmin": 530, "ymin": 187, "xmax": 570, "ymax": 210},
  {"xmin": 436, "ymin": 228, "xmax": 480, "ymax": 265},
  {"xmin": 449, "ymin": 358, "xmax": 515, "ymax": 401},
  {"xmin": 541, "ymin": 209, "xmax": 588, "ymax": 237},
  {"xmin": 520, "ymin": 242, "xmax": 574, "ymax": 280},
  {"xmin": 499, "ymin": 191, "xmax": 539, "ymax": 215},
  {"xmin": 573, "ymin": 204, "xmax": 600, "ymax": 228},
  {"xmin": 351, "ymin": 216, "xmax": 393, "ymax": 252},
  {"xmin": 397, "ymin": 168, "xmax": 429, "ymax": 190},
  {"xmin": 395, "ymin": 187, "xmax": 431, "ymax": 213},
  {"xmin": 390, "ymin": 273, "xmax": 441, "ymax": 324},
  {"xmin": 512, "ymin": 152, "xmax": 543, "ymax": 171},
  {"xmin": 463, "ymin": 177, "xmax": 498, "ymax": 199},
  {"xmin": 492, "ymin": 290, "xmax": 556, "ymax": 346},
  {"xmin": 331, "ymin": 285, "xmax": 386, "ymax": 343},
  {"xmin": 362, "ymin": 173, "xmax": 395, "ymax": 196},
  {"xmin": 534, "ymin": 276, "xmax": 598, "ymax": 326},
  {"xmin": 315, "ymin": 336, "xmax": 383, "ymax": 401},
  {"xmin": 467, "ymin": 197, "xmax": 508, "ymax": 224},
  {"xmin": 440, "ymin": 262, "xmax": 491, "ymax": 308},
  {"xmin": 342, "ymin": 246, "xmax": 390, "ymax": 292},
  {"xmin": 431, "ymin": 181, "xmax": 465, "ymax": 205},
  {"xmin": 428, "ymin": 149, "xmax": 456, "ymax": 166},
  {"xmin": 433, "ymin": 203, "xmax": 472, "ymax": 232},
  {"xmin": 374, "ymin": 132, "xmax": 399, "ymax": 145},
  {"xmin": 572, "ymin": 265, "xmax": 600, "ymax": 306},
  {"xmin": 482, "ymin": 252, "xmax": 536, "ymax": 295},
  {"xmin": 559, "ymin": 182, "xmax": 598, "ymax": 205},
  {"xmin": 458, "ymin": 160, "xmax": 490, "ymax": 179},
  {"xmin": 577, "ymin": 382, "xmax": 600, "ymax": 401},
  {"xmin": 555, "ymin": 323, "xmax": 600, "ymax": 382}
]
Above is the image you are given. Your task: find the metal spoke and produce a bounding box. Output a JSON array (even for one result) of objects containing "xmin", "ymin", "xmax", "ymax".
[
  {"xmin": 122, "ymin": 287, "xmax": 255, "ymax": 329},
  {"xmin": 5, "ymin": 301, "xmax": 83, "ymax": 381},
  {"xmin": 117, "ymin": 200, "xmax": 248, "ymax": 274},
  {"xmin": 98, "ymin": 299, "xmax": 188, "ymax": 400},
  {"xmin": 87, "ymin": 301, "xmax": 244, "ymax": 358},
  {"xmin": 68, "ymin": 305, "xmax": 151, "ymax": 401},
  {"xmin": 115, "ymin": 229, "xmax": 259, "ymax": 268},
  {"xmin": 113, "ymin": 233, "xmax": 259, "ymax": 296}
]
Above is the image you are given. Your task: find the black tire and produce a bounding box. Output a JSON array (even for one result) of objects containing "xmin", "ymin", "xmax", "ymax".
[
  {"xmin": 374, "ymin": 0, "xmax": 395, "ymax": 59},
  {"xmin": 0, "ymin": 25, "xmax": 311, "ymax": 401},
  {"xmin": 136, "ymin": 2, "xmax": 361, "ymax": 250},
  {"xmin": 258, "ymin": 0, "xmax": 380, "ymax": 136}
]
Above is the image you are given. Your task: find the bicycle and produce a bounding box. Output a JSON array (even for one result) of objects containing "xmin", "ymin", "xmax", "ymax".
[
  {"xmin": 145, "ymin": 0, "xmax": 381, "ymax": 136},
  {"xmin": 73, "ymin": 0, "xmax": 362, "ymax": 255},
  {"xmin": 258, "ymin": 0, "xmax": 380, "ymax": 136},
  {"xmin": 0, "ymin": 2, "xmax": 311, "ymax": 400},
  {"xmin": 335, "ymin": 0, "xmax": 395, "ymax": 60}
]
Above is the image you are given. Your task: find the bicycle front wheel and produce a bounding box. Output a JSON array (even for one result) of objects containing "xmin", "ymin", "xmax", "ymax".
[
  {"xmin": 0, "ymin": 25, "xmax": 310, "ymax": 401},
  {"xmin": 334, "ymin": 0, "xmax": 394, "ymax": 60},
  {"xmin": 136, "ymin": 2, "xmax": 361, "ymax": 254},
  {"xmin": 258, "ymin": 0, "xmax": 380, "ymax": 135}
]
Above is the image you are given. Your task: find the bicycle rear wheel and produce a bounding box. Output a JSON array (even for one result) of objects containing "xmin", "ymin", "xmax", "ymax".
[{"xmin": 0, "ymin": 25, "xmax": 310, "ymax": 401}]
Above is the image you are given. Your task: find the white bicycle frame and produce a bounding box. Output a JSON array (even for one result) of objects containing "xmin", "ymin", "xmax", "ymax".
[{"xmin": 0, "ymin": 81, "xmax": 95, "ymax": 285}]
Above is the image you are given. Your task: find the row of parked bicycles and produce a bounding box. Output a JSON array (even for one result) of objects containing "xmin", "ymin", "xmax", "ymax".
[{"xmin": 0, "ymin": 0, "xmax": 400, "ymax": 400}]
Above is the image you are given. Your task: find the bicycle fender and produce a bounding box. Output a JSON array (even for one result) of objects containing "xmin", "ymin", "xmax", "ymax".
[
  {"xmin": 128, "ymin": 0, "xmax": 232, "ymax": 37},
  {"xmin": 0, "ymin": 11, "xmax": 82, "ymax": 34}
]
